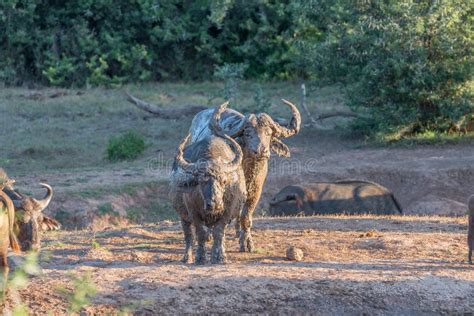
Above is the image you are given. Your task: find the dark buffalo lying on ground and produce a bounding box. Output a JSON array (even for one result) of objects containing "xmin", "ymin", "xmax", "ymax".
[
  {"xmin": 170, "ymin": 102, "xmax": 246, "ymax": 264},
  {"xmin": 268, "ymin": 180, "xmax": 403, "ymax": 216}
]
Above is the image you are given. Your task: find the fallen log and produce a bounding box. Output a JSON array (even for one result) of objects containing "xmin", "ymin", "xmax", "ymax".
[
  {"xmin": 299, "ymin": 83, "xmax": 361, "ymax": 129},
  {"xmin": 126, "ymin": 92, "xmax": 208, "ymax": 119},
  {"xmin": 315, "ymin": 111, "xmax": 359, "ymax": 121}
]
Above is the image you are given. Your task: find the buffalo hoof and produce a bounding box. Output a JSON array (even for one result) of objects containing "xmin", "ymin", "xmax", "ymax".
[
  {"xmin": 194, "ymin": 257, "xmax": 206, "ymax": 265},
  {"xmin": 181, "ymin": 254, "xmax": 193, "ymax": 264},
  {"xmin": 211, "ymin": 248, "xmax": 226, "ymax": 264},
  {"xmin": 239, "ymin": 243, "xmax": 254, "ymax": 253},
  {"xmin": 239, "ymin": 232, "xmax": 254, "ymax": 253},
  {"xmin": 195, "ymin": 248, "xmax": 207, "ymax": 265},
  {"xmin": 211, "ymin": 257, "xmax": 226, "ymax": 264},
  {"xmin": 246, "ymin": 238, "xmax": 254, "ymax": 253}
]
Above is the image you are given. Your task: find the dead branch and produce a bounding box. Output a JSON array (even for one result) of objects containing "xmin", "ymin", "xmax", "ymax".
[
  {"xmin": 299, "ymin": 83, "xmax": 360, "ymax": 129},
  {"xmin": 315, "ymin": 111, "xmax": 359, "ymax": 121},
  {"xmin": 126, "ymin": 92, "xmax": 208, "ymax": 119}
]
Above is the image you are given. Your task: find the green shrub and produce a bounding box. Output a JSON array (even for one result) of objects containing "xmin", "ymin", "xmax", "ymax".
[
  {"xmin": 126, "ymin": 202, "xmax": 178, "ymax": 223},
  {"xmin": 97, "ymin": 203, "xmax": 119, "ymax": 217},
  {"xmin": 1, "ymin": 0, "xmax": 471, "ymax": 140},
  {"xmin": 294, "ymin": 1, "xmax": 474, "ymax": 138},
  {"xmin": 57, "ymin": 273, "xmax": 97, "ymax": 314},
  {"xmin": 213, "ymin": 63, "xmax": 247, "ymax": 106},
  {"xmin": 107, "ymin": 131, "xmax": 146, "ymax": 162},
  {"xmin": 0, "ymin": 1, "xmax": 298, "ymax": 86}
]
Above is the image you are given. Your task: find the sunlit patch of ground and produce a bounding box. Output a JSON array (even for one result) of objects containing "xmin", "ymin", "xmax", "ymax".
[{"xmin": 8, "ymin": 215, "xmax": 474, "ymax": 314}]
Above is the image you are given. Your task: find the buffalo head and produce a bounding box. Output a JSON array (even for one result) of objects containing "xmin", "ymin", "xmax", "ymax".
[
  {"xmin": 232, "ymin": 99, "xmax": 301, "ymax": 160},
  {"xmin": 12, "ymin": 183, "xmax": 53, "ymax": 251}
]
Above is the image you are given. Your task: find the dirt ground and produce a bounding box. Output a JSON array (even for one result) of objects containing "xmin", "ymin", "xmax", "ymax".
[
  {"xmin": 2, "ymin": 84, "xmax": 474, "ymax": 314},
  {"xmin": 3, "ymin": 84, "xmax": 473, "ymax": 225},
  {"xmin": 4, "ymin": 215, "xmax": 473, "ymax": 314},
  {"xmin": 17, "ymin": 132, "xmax": 474, "ymax": 229}
]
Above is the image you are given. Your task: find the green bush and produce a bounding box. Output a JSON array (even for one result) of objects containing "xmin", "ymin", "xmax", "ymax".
[
  {"xmin": 126, "ymin": 202, "xmax": 178, "ymax": 223},
  {"xmin": 293, "ymin": 1, "xmax": 474, "ymax": 137},
  {"xmin": 107, "ymin": 131, "xmax": 146, "ymax": 162},
  {"xmin": 1, "ymin": 1, "xmax": 472, "ymax": 139},
  {"xmin": 0, "ymin": 0, "xmax": 297, "ymax": 86}
]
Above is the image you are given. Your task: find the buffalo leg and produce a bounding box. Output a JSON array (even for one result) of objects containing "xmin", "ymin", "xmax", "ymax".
[
  {"xmin": 469, "ymin": 239, "xmax": 473, "ymax": 264},
  {"xmin": 234, "ymin": 215, "xmax": 241, "ymax": 238},
  {"xmin": 205, "ymin": 227, "xmax": 212, "ymax": 242},
  {"xmin": 180, "ymin": 219, "xmax": 194, "ymax": 264},
  {"xmin": 239, "ymin": 207, "xmax": 254, "ymax": 253},
  {"xmin": 194, "ymin": 221, "xmax": 208, "ymax": 265},
  {"xmin": 211, "ymin": 221, "xmax": 227, "ymax": 264},
  {"xmin": 0, "ymin": 247, "xmax": 8, "ymax": 294},
  {"xmin": 469, "ymin": 222, "xmax": 473, "ymax": 264}
]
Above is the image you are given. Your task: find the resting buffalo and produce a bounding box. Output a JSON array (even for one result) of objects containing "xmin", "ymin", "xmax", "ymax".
[
  {"xmin": 268, "ymin": 180, "xmax": 403, "ymax": 216},
  {"xmin": 188, "ymin": 99, "xmax": 301, "ymax": 252},
  {"xmin": 170, "ymin": 102, "xmax": 246, "ymax": 264},
  {"xmin": 468, "ymin": 195, "xmax": 474, "ymax": 264}
]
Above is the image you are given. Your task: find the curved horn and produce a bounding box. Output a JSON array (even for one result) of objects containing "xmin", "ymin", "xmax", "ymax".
[
  {"xmin": 175, "ymin": 134, "xmax": 198, "ymax": 174},
  {"xmin": 272, "ymin": 99, "xmax": 301, "ymax": 138},
  {"xmin": 210, "ymin": 101, "xmax": 229, "ymax": 137},
  {"xmin": 210, "ymin": 102, "xmax": 243, "ymax": 173},
  {"xmin": 33, "ymin": 183, "xmax": 54, "ymax": 212}
]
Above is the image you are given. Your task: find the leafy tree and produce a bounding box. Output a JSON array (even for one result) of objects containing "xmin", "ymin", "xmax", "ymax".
[
  {"xmin": 0, "ymin": 0, "xmax": 298, "ymax": 86},
  {"xmin": 293, "ymin": 0, "xmax": 474, "ymax": 136},
  {"xmin": 0, "ymin": 0, "xmax": 472, "ymax": 138}
]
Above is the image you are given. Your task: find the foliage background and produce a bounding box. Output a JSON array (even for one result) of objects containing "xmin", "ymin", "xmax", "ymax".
[{"xmin": 1, "ymin": 0, "xmax": 472, "ymax": 136}]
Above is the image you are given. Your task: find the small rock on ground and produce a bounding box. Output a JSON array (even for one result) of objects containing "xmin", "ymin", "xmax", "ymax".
[{"xmin": 286, "ymin": 246, "xmax": 304, "ymax": 261}]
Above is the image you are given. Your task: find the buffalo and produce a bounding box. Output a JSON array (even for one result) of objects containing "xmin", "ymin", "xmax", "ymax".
[
  {"xmin": 468, "ymin": 194, "xmax": 474, "ymax": 264},
  {"xmin": 170, "ymin": 102, "xmax": 246, "ymax": 264},
  {"xmin": 3, "ymin": 183, "xmax": 56, "ymax": 251},
  {"xmin": 0, "ymin": 176, "xmax": 21, "ymax": 287},
  {"xmin": 268, "ymin": 180, "xmax": 403, "ymax": 216},
  {"xmin": 0, "ymin": 169, "xmax": 58, "ymax": 252},
  {"xmin": 188, "ymin": 99, "xmax": 301, "ymax": 252}
]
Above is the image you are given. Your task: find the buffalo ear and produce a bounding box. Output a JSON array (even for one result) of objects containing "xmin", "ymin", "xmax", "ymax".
[{"xmin": 270, "ymin": 138, "xmax": 291, "ymax": 157}]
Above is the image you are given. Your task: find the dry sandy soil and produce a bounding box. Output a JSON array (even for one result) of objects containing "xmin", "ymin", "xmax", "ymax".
[
  {"xmin": 3, "ymin": 215, "xmax": 473, "ymax": 314},
  {"xmin": 17, "ymin": 134, "xmax": 474, "ymax": 230},
  {"xmin": 2, "ymin": 85, "xmax": 474, "ymax": 314},
  {"xmin": 2, "ymin": 84, "xmax": 473, "ymax": 224}
]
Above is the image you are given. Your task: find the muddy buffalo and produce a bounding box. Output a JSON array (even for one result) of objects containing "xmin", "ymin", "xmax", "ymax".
[
  {"xmin": 188, "ymin": 99, "xmax": 301, "ymax": 252},
  {"xmin": 0, "ymin": 169, "xmax": 57, "ymax": 252},
  {"xmin": 170, "ymin": 102, "xmax": 246, "ymax": 264},
  {"xmin": 0, "ymin": 177, "xmax": 21, "ymax": 285},
  {"xmin": 4, "ymin": 183, "xmax": 55, "ymax": 251},
  {"xmin": 268, "ymin": 180, "xmax": 403, "ymax": 216}
]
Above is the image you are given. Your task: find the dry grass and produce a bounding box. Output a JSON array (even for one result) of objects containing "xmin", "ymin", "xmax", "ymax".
[
  {"xmin": 9, "ymin": 215, "xmax": 473, "ymax": 314},
  {"xmin": 0, "ymin": 83, "xmax": 344, "ymax": 176}
]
